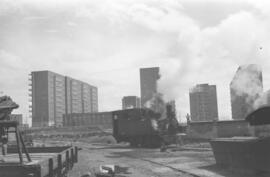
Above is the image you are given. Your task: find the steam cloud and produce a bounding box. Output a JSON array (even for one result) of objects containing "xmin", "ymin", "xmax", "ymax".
[
  {"xmin": 230, "ymin": 64, "xmax": 267, "ymax": 111},
  {"xmin": 1, "ymin": 0, "xmax": 270, "ymax": 123},
  {"xmin": 155, "ymin": 3, "xmax": 270, "ymax": 120},
  {"xmin": 144, "ymin": 93, "xmax": 166, "ymax": 117}
]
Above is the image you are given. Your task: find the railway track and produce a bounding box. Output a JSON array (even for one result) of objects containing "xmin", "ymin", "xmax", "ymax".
[{"xmin": 123, "ymin": 153, "xmax": 201, "ymax": 177}]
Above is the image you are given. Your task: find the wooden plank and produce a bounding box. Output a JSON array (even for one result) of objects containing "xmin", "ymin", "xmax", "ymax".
[
  {"xmin": 0, "ymin": 146, "xmax": 78, "ymax": 177},
  {"xmin": 0, "ymin": 153, "xmax": 57, "ymax": 163},
  {"xmin": 8, "ymin": 146, "xmax": 72, "ymax": 153}
]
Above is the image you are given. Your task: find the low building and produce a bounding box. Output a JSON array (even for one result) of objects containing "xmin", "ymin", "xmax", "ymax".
[{"xmin": 63, "ymin": 112, "xmax": 112, "ymax": 128}]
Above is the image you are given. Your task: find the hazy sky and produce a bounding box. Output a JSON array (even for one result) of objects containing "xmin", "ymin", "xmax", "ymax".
[{"xmin": 1, "ymin": 0, "xmax": 270, "ymax": 123}]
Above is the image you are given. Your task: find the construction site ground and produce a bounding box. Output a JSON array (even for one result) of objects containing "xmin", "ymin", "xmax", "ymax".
[
  {"xmin": 32, "ymin": 127, "xmax": 260, "ymax": 177},
  {"xmin": 66, "ymin": 141, "xmax": 255, "ymax": 177}
]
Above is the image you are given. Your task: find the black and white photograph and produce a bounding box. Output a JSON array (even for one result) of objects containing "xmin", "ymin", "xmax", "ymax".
[{"xmin": 0, "ymin": 0, "xmax": 270, "ymax": 176}]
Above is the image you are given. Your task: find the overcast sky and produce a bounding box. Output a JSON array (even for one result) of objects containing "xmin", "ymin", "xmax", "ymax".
[{"xmin": 1, "ymin": 0, "xmax": 270, "ymax": 124}]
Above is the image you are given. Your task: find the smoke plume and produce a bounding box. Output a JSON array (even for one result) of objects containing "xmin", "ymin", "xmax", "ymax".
[
  {"xmin": 144, "ymin": 93, "xmax": 166, "ymax": 117},
  {"xmin": 230, "ymin": 64, "xmax": 267, "ymax": 111},
  {"xmin": 2, "ymin": 0, "xmax": 270, "ymax": 123}
]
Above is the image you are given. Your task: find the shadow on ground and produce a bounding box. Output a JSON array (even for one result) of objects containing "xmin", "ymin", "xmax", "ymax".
[{"xmin": 199, "ymin": 164, "xmax": 270, "ymax": 177}]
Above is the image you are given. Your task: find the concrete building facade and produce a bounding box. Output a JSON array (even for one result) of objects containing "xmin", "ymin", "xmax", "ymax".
[
  {"xmin": 90, "ymin": 86, "xmax": 98, "ymax": 112},
  {"xmin": 30, "ymin": 71, "xmax": 98, "ymax": 127},
  {"xmin": 230, "ymin": 64, "xmax": 263, "ymax": 120},
  {"xmin": 65, "ymin": 77, "xmax": 98, "ymax": 115},
  {"xmin": 122, "ymin": 96, "xmax": 141, "ymax": 109},
  {"xmin": 189, "ymin": 84, "xmax": 218, "ymax": 122},
  {"xmin": 140, "ymin": 67, "xmax": 160, "ymax": 107}
]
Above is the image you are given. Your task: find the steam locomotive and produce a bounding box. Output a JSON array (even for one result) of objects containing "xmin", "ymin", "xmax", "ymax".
[{"xmin": 112, "ymin": 105, "xmax": 179, "ymax": 148}]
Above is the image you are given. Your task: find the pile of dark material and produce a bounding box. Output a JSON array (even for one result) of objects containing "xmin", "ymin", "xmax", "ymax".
[
  {"xmin": 246, "ymin": 106, "xmax": 270, "ymax": 126},
  {"xmin": 0, "ymin": 96, "xmax": 19, "ymax": 120},
  {"xmin": 210, "ymin": 106, "xmax": 270, "ymax": 175}
]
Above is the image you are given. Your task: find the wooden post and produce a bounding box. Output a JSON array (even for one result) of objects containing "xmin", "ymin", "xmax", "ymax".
[
  {"xmin": 75, "ymin": 146, "xmax": 78, "ymax": 163},
  {"xmin": 71, "ymin": 148, "xmax": 74, "ymax": 168},
  {"xmin": 71, "ymin": 148, "xmax": 74, "ymax": 163},
  {"xmin": 66, "ymin": 151, "xmax": 69, "ymax": 170},
  {"xmin": 48, "ymin": 158, "xmax": 53, "ymax": 177},
  {"xmin": 15, "ymin": 127, "xmax": 23, "ymax": 163},
  {"xmin": 57, "ymin": 154, "xmax": 62, "ymax": 177},
  {"xmin": 19, "ymin": 131, "xmax": 32, "ymax": 162}
]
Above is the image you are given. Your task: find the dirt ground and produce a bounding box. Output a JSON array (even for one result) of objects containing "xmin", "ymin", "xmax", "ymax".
[
  {"xmin": 36, "ymin": 131, "xmax": 268, "ymax": 177},
  {"xmin": 67, "ymin": 141, "xmax": 257, "ymax": 177},
  {"xmin": 68, "ymin": 142, "xmax": 194, "ymax": 177}
]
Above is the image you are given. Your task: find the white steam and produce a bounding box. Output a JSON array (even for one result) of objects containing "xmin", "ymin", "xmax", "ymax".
[
  {"xmin": 230, "ymin": 65, "xmax": 262, "ymax": 98},
  {"xmin": 230, "ymin": 64, "xmax": 265, "ymax": 114},
  {"xmin": 156, "ymin": 6, "xmax": 270, "ymax": 121},
  {"xmin": 144, "ymin": 93, "xmax": 166, "ymax": 115},
  {"xmin": 1, "ymin": 0, "xmax": 270, "ymax": 122},
  {"xmin": 231, "ymin": 64, "xmax": 263, "ymax": 108}
]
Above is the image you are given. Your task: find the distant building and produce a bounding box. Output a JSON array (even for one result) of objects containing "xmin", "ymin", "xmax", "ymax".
[
  {"xmin": 10, "ymin": 114, "xmax": 23, "ymax": 125},
  {"xmin": 30, "ymin": 71, "xmax": 98, "ymax": 127},
  {"xmin": 140, "ymin": 67, "xmax": 160, "ymax": 107},
  {"xmin": 10, "ymin": 114, "xmax": 29, "ymax": 128},
  {"xmin": 230, "ymin": 64, "xmax": 263, "ymax": 120},
  {"xmin": 122, "ymin": 96, "xmax": 141, "ymax": 109},
  {"xmin": 189, "ymin": 84, "xmax": 218, "ymax": 121},
  {"xmin": 65, "ymin": 77, "xmax": 98, "ymax": 114},
  {"xmin": 63, "ymin": 111, "xmax": 112, "ymax": 128}
]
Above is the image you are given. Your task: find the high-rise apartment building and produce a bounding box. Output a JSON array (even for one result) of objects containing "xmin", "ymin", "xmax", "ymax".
[
  {"xmin": 230, "ymin": 64, "xmax": 263, "ymax": 120},
  {"xmin": 140, "ymin": 67, "xmax": 160, "ymax": 107},
  {"xmin": 122, "ymin": 96, "xmax": 141, "ymax": 109},
  {"xmin": 65, "ymin": 77, "xmax": 98, "ymax": 114},
  {"xmin": 91, "ymin": 86, "xmax": 98, "ymax": 112},
  {"xmin": 189, "ymin": 84, "xmax": 218, "ymax": 122},
  {"xmin": 30, "ymin": 71, "xmax": 98, "ymax": 127}
]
